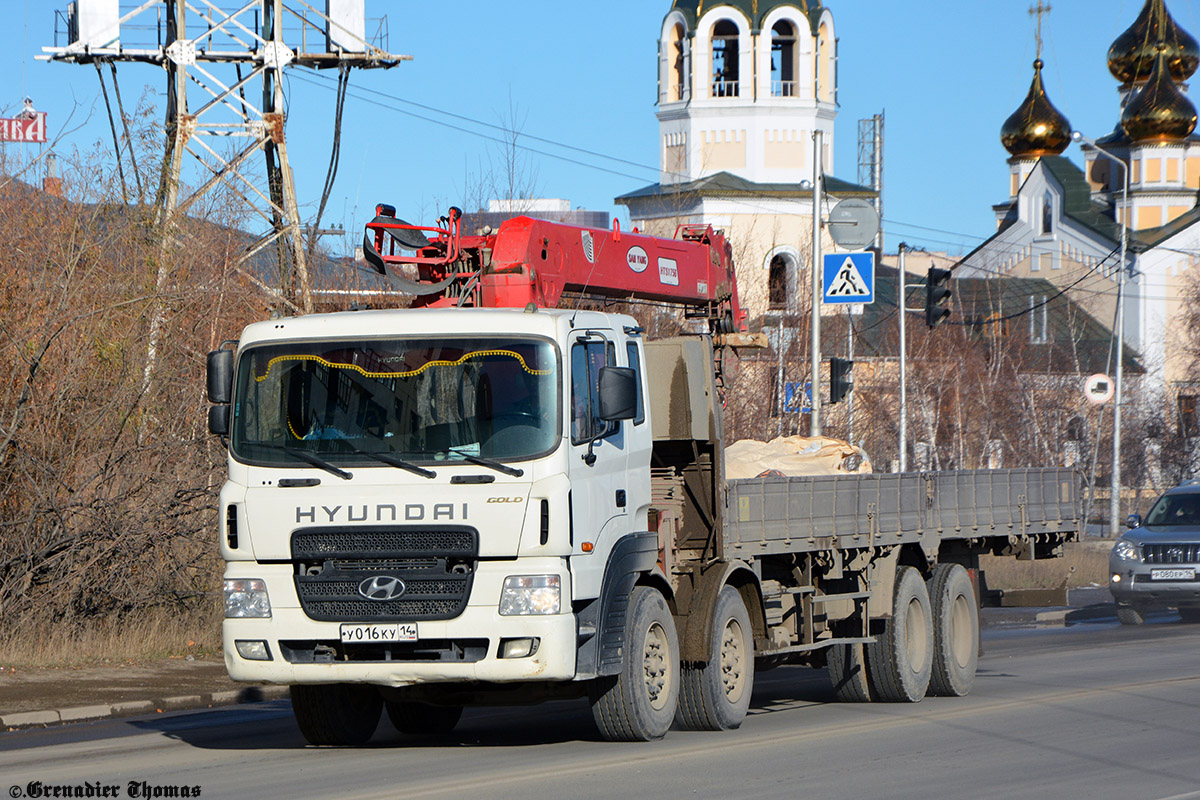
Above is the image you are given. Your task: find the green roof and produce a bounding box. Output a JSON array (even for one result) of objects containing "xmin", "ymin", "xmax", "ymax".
[
  {"xmin": 667, "ymin": 1, "xmax": 824, "ymax": 34},
  {"xmin": 616, "ymin": 170, "xmax": 874, "ymax": 205},
  {"xmin": 1040, "ymin": 156, "xmax": 1125, "ymax": 243}
]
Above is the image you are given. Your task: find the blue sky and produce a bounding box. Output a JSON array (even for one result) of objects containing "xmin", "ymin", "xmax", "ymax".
[{"xmin": 3, "ymin": 1, "xmax": 1193, "ymax": 257}]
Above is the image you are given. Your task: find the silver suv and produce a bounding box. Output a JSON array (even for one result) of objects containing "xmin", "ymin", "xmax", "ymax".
[{"xmin": 1110, "ymin": 481, "xmax": 1200, "ymax": 625}]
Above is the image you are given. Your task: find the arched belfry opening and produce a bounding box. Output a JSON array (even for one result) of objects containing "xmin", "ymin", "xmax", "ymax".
[
  {"xmin": 712, "ymin": 20, "xmax": 740, "ymax": 97},
  {"xmin": 771, "ymin": 20, "xmax": 797, "ymax": 97},
  {"xmin": 668, "ymin": 22, "xmax": 688, "ymax": 102}
]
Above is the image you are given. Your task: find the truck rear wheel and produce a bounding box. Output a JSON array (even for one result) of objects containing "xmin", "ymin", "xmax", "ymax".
[
  {"xmin": 589, "ymin": 586, "xmax": 680, "ymax": 741},
  {"xmin": 676, "ymin": 585, "xmax": 754, "ymax": 730},
  {"xmin": 867, "ymin": 566, "xmax": 933, "ymax": 703},
  {"xmin": 290, "ymin": 684, "xmax": 382, "ymax": 746},
  {"xmin": 827, "ymin": 641, "xmax": 872, "ymax": 702},
  {"xmin": 926, "ymin": 563, "xmax": 978, "ymax": 697},
  {"xmin": 385, "ymin": 701, "xmax": 463, "ymax": 736}
]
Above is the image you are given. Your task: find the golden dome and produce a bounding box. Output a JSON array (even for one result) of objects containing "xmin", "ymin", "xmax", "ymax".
[
  {"xmin": 1108, "ymin": 0, "xmax": 1199, "ymax": 85},
  {"xmin": 1001, "ymin": 60, "xmax": 1072, "ymax": 158},
  {"xmin": 1121, "ymin": 46, "xmax": 1198, "ymax": 142}
]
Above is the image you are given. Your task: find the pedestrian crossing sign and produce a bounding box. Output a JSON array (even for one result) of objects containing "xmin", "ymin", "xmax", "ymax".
[{"xmin": 822, "ymin": 252, "xmax": 875, "ymax": 305}]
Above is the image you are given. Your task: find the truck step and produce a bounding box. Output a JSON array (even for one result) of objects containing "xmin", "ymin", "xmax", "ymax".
[
  {"xmin": 810, "ymin": 591, "xmax": 872, "ymax": 604},
  {"xmin": 759, "ymin": 636, "xmax": 874, "ymax": 656}
]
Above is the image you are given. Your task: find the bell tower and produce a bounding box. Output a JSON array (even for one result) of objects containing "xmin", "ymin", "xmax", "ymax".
[{"xmin": 657, "ymin": 1, "xmax": 837, "ymax": 186}]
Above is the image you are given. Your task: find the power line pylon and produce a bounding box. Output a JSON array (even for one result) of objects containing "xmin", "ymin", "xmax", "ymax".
[{"xmin": 42, "ymin": 0, "xmax": 409, "ymax": 313}]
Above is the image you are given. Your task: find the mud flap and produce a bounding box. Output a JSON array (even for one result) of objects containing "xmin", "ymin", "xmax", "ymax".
[{"xmin": 574, "ymin": 531, "xmax": 658, "ymax": 680}]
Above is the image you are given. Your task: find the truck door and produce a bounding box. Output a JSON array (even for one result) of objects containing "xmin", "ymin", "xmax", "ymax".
[{"xmin": 568, "ymin": 334, "xmax": 630, "ymax": 599}]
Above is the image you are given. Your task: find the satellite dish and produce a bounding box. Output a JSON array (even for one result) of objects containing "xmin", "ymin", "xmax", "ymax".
[{"xmin": 828, "ymin": 199, "xmax": 880, "ymax": 250}]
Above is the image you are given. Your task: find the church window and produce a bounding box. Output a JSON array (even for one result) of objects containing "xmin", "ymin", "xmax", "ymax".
[
  {"xmin": 1041, "ymin": 191, "xmax": 1053, "ymax": 235},
  {"xmin": 1180, "ymin": 394, "xmax": 1198, "ymax": 437},
  {"xmin": 711, "ymin": 20, "xmax": 739, "ymax": 98},
  {"xmin": 771, "ymin": 21, "xmax": 797, "ymax": 97},
  {"xmin": 768, "ymin": 253, "xmax": 794, "ymax": 310},
  {"xmin": 1029, "ymin": 295, "xmax": 1048, "ymax": 344}
]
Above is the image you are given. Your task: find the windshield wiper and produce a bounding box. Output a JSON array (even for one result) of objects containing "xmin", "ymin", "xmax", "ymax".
[
  {"xmin": 355, "ymin": 449, "xmax": 437, "ymax": 479},
  {"xmin": 278, "ymin": 445, "xmax": 353, "ymax": 481},
  {"xmin": 447, "ymin": 448, "xmax": 524, "ymax": 478}
]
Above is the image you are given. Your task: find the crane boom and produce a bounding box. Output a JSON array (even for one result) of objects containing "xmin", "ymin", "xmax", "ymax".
[{"xmin": 363, "ymin": 206, "xmax": 746, "ymax": 333}]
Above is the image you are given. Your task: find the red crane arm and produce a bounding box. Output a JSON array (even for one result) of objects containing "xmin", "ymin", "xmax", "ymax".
[{"xmin": 363, "ymin": 208, "xmax": 746, "ymax": 333}]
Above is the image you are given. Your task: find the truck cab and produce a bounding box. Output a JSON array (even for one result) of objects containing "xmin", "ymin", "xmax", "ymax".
[{"xmin": 217, "ymin": 306, "xmax": 652, "ymax": 703}]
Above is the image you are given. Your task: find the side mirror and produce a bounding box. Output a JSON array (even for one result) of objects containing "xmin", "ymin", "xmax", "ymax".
[
  {"xmin": 207, "ymin": 349, "xmax": 234, "ymax": 404},
  {"xmin": 208, "ymin": 404, "xmax": 230, "ymax": 437},
  {"xmin": 597, "ymin": 366, "xmax": 637, "ymax": 422},
  {"xmin": 1126, "ymin": 513, "xmax": 1142, "ymax": 529}
]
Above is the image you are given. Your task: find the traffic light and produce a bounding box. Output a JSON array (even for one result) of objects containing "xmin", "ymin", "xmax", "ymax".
[
  {"xmin": 925, "ymin": 267, "xmax": 953, "ymax": 328},
  {"xmin": 830, "ymin": 357, "xmax": 853, "ymax": 404}
]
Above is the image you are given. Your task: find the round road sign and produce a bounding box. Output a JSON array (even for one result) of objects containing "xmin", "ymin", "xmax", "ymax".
[
  {"xmin": 1084, "ymin": 373, "xmax": 1114, "ymax": 405},
  {"xmin": 828, "ymin": 199, "xmax": 880, "ymax": 250}
]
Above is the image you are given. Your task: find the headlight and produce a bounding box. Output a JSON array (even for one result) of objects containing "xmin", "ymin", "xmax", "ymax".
[
  {"xmin": 499, "ymin": 575, "xmax": 561, "ymax": 616},
  {"xmin": 224, "ymin": 578, "xmax": 272, "ymax": 618},
  {"xmin": 1113, "ymin": 540, "xmax": 1139, "ymax": 562}
]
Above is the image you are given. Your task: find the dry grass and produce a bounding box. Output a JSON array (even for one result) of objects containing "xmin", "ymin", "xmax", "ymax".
[
  {"xmin": 980, "ymin": 541, "xmax": 1110, "ymax": 590},
  {"xmin": 0, "ymin": 605, "xmax": 223, "ymax": 670}
]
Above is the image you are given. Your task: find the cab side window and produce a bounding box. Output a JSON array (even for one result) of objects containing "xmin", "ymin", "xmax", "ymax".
[
  {"xmin": 570, "ymin": 339, "xmax": 616, "ymax": 444},
  {"xmin": 625, "ymin": 341, "xmax": 645, "ymax": 426}
]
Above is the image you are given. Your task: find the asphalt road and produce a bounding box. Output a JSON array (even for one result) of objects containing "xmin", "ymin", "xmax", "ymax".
[{"xmin": 3, "ymin": 617, "xmax": 1200, "ymax": 800}]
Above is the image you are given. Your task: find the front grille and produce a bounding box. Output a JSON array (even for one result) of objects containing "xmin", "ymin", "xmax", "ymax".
[
  {"xmin": 336, "ymin": 558, "xmax": 438, "ymax": 571},
  {"xmin": 292, "ymin": 527, "xmax": 476, "ymax": 559},
  {"xmin": 1142, "ymin": 543, "xmax": 1200, "ymax": 564},
  {"xmin": 299, "ymin": 598, "xmax": 463, "ymax": 619},
  {"xmin": 279, "ymin": 638, "xmax": 489, "ymax": 664},
  {"xmin": 297, "ymin": 578, "xmax": 468, "ymax": 598},
  {"xmin": 291, "ymin": 526, "xmax": 477, "ymax": 622}
]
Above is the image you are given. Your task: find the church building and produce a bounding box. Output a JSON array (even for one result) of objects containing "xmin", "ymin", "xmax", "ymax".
[{"xmin": 960, "ymin": 0, "xmax": 1200, "ymax": 424}]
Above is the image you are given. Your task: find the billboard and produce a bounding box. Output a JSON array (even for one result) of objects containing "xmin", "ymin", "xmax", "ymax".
[{"xmin": 0, "ymin": 100, "xmax": 47, "ymax": 144}]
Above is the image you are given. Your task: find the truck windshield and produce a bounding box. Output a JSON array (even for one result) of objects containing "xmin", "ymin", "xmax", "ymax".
[{"xmin": 230, "ymin": 337, "xmax": 560, "ymax": 467}]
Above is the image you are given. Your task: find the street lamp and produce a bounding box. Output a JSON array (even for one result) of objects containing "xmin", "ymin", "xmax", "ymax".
[{"xmin": 1071, "ymin": 130, "xmax": 1129, "ymax": 538}]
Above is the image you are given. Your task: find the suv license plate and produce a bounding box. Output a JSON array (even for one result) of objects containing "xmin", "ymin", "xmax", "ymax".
[
  {"xmin": 1150, "ymin": 568, "xmax": 1195, "ymax": 581},
  {"xmin": 339, "ymin": 623, "xmax": 417, "ymax": 643}
]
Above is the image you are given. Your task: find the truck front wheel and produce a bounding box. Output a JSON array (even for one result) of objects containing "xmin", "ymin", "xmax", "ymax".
[
  {"xmin": 589, "ymin": 586, "xmax": 680, "ymax": 741},
  {"xmin": 290, "ymin": 684, "xmax": 382, "ymax": 746},
  {"xmin": 676, "ymin": 585, "xmax": 754, "ymax": 730},
  {"xmin": 385, "ymin": 700, "xmax": 463, "ymax": 736},
  {"xmin": 867, "ymin": 566, "xmax": 933, "ymax": 703},
  {"xmin": 927, "ymin": 563, "xmax": 978, "ymax": 697}
]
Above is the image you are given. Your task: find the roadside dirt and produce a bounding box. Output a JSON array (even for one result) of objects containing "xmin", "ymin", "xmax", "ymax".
[{"xmin": 0, "ymin": 658, "xmax": 263, "ymax": 717}]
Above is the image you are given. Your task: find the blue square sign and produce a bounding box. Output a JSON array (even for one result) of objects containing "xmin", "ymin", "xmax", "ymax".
[{"xmin": 823, "ymin": 252, "xmax": 875, "ymax": 305}]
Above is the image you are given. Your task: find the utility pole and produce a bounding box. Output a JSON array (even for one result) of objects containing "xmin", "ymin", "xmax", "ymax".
[
  {"xmin": 41, "ymin": 0, "xmax": 409, "ymax": 314},
  {"xmin": 898, "ymin": 245, "xmax": 908, "ymax": 472},
  {"xmin": 1071, "ymin": 131, "xmax": 1129, "ymax": 537},
  {"xmin": 810, "ymin": 129, "xmax": 824, "ymax": 437}
]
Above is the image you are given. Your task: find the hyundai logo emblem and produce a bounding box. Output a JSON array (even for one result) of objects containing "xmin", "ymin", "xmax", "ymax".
[{"xmin": 358, "ymin": 576, "xmax": 406, "ymax": 601}]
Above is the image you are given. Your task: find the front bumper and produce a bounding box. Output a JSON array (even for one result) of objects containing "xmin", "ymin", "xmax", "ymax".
[
  {"xmin": 223, "ymin": 560, "xmax": 576, "ymax": 686},
  {"xmin": 1109, "ymin": 559, "xmax": 1200, "ymax": 609}
]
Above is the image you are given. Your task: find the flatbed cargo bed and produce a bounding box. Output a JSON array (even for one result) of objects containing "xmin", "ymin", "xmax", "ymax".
[{"xmin": 725, "ymin": 468, "xmax": 1081, "ymax": 558}]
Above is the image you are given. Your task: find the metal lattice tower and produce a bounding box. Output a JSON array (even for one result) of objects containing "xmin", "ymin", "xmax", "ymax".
[
  {"xmin": 41, "ymin": 0, "xmax": 409, "ymax": 313},
  {"xmin": 857, "ymin": 112, "xmax": 885, "ymax": 254}
]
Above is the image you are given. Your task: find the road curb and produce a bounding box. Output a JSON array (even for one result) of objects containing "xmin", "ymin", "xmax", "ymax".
[{"xmin": 2, "ymin": 685, "xmax": 291, "ymax": 731}]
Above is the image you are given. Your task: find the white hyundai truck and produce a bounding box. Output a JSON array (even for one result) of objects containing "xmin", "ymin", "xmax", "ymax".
[{"xmin": 207, "ymin": 209, "xmax": 1080, "ymax": 744}]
